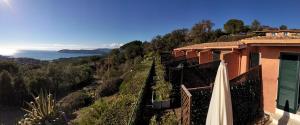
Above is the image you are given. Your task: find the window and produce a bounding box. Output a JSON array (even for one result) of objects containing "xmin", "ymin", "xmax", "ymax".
[
  {"xmin": 249, "ymin": 52, "xmax": 260, "ymax": 69},
  {"xmin": 278, "ymin": 53, "xmax": 300, "ymax": 113},
  {"xmin": 212, "ymin": 51, "xmax": 221, "ymax": 61}
]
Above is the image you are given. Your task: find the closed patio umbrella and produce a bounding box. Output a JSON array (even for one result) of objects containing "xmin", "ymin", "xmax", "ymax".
[{"xmin": 206, "ymin": 62, "xmax": 233, "ymax": 125}]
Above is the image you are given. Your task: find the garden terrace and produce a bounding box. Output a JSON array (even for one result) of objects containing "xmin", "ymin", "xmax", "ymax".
[
  {"xmin": 181, "ymin": 65, "xmax": 268, "ymax": 125},
  {"xmin": 71, "ymin": 59, "xmax": 154, "ymax": 125}
]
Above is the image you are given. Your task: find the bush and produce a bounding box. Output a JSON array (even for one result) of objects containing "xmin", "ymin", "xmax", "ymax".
[
  {"xmin": 0, "ymin": 70, "xmax": 14, "ymax": 105},
  {"xmin": 58, "ymin": 91, "xmax": 92, "ymax": 114},
  {"xmin": 0, "ymin": 61, "xmax": 19, "ymax": 75},
  {"xmin": 161, "ymin": 112, "xmax": 178, "ymax": 125},
  {"xmin": 149, "ymin": 111, "xmax": 178, "ymax": 125},
  {"xmin": 72, "ymin": 95, "xmax": 136, "ymax": 125},
  {"xmin": 150, "ymin": 115, "xmax": 158, "ymax": 125},
  {"xmin": 19, "ymin": 91, "xmax": 66, "ymax": 125},
  {"xmin": 73, "ymin": 60, "xmax": 153, "ymax": 125},
  {"xmin": 153, "ymin": 80, "xmax": 172, "ymax": 101},
  {"xmin": 95, "ymin": 77, "xmax": 123, "ymax": 97},
  {"xmin": 153, "ymin": 56, "xmax": 172, "ymax": 101},
  {"xmin": 14, "ymin": 75, "xmax": 28, "ymax": 105}
]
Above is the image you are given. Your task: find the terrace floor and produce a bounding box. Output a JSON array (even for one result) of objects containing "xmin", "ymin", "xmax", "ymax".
[{"xmin": 268, "ymin": 109, "xmax": 300, "ymax": 125}]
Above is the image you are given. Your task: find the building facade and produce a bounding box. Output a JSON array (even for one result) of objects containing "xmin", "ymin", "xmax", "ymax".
[{"xmin": 173, "ymin": 30, "xmax": 300, "ymax": 116}]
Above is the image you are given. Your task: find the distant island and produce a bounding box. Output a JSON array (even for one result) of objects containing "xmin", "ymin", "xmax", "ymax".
[{"xmin": 58, "ymin": 48, "xmax": 111, "ymax": 54}]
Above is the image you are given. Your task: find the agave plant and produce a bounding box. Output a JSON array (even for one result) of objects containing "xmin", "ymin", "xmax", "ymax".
[{"xmin": 19, "ymin": 90, "xmax": 66, "ymax": 125}]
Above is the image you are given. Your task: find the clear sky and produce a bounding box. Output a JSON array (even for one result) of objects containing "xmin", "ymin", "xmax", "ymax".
[{"xmin": 0, "ymin": 0, "xmax": 300, "ymax": 51}]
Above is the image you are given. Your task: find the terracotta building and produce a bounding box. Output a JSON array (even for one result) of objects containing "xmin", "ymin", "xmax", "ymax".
[{"xmin": 173, "ymin": 30, "xmax": 300, "ymax": 117}]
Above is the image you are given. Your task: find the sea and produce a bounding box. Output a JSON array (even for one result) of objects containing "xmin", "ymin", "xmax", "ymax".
[{"xmin": 8, "ymin": 50, "xmax": 101, "ymax": 60}]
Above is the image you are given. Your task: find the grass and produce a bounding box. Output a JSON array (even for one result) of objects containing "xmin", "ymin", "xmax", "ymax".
[
  {"xmin": 153, "ymin": 56, "xmax": 172, "ymax": 101},
  {"xmin": 71, "ymin": 59, "xmax": 153, "ymax": 125}
]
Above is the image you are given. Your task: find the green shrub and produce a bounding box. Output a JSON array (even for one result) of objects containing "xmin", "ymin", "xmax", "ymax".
[
  {"xmin": 95, "ymin": 77, "xmax": 123, "ymax": 97},
  {"xmin": 153, "ymin": 55, "xmax": 172, "ymax": 101},
  {"xmin": 73, "ymin": 60, "xmax": 153, "ymax": 125},
  {"xmin": 0, "ymin": 61, "xmax": 19, "ymax": 75},
  {"xmin": 161, "ymin": 112, "xmax": 178, "ymax": 125},
  {"xmin": 58, "ymin": 91, "xmax": 92, "ymax": 114},
  {"xmin": 72, "ymin": 95, "xmax": 136, "ymax": 125},
  {"xmin": 0, "ymin": 70, "xmax": 15, "ymax": 105},
  {"xmin": 149, "ymin": 112, "xmax": 178, "ymax": 125},
  {"xmin": 19, "ymin": 90, "xmax": 66, "ymax": 125},
  {"xmin": 153, "ymin": 80, "xmax": 172, "ymax": 101},
  {"xmin": 150, "ymin": 115, "xmax": 158, "ymax": 125}
]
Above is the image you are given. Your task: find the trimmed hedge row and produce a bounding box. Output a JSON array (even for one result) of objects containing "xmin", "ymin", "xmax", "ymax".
[{"xmin": 153, "ymin": 56, "xmax": 172, "ymax": 101}]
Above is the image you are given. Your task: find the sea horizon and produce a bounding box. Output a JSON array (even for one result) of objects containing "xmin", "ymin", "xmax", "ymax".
[{"xmin": 0, "ymin": 50, "xmax": 102, "ymax": 60}]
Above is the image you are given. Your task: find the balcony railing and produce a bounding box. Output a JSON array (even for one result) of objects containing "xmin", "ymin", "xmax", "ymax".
[
  {"xmin": 181, "ymin": 65, "xmax": 267, "ymax": 125},
  {"xmin": 168, "ymin": 61, "xmax": 220, "ymax": 107}
]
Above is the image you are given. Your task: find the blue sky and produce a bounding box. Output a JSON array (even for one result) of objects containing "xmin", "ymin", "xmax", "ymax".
[{"xmin": 0, "ymin": 0, "xmax": 300, "ymax": 50}]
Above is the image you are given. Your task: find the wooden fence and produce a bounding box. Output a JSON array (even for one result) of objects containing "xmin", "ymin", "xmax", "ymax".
[{"xmin": 181, "ymin": 85, "xmax": 192, "ymax": 125}]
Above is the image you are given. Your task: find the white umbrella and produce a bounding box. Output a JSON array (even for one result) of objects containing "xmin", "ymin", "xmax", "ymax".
[{"xmin": 206, "ymin": 61, "xmax": 233, "ymax": 125}]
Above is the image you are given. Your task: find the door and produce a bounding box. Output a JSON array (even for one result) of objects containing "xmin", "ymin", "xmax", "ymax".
[{"xmin": 277, "ymin": 53, "xmax": 300, "ymax": 113}]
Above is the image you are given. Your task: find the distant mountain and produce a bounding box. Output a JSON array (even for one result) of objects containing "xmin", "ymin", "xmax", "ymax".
[{"xmin": 58, "ymin": 48, "xmax": 111, "ymax": 54}]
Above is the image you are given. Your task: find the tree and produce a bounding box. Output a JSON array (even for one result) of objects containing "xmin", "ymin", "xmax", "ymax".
[
  {"xmin": 152, "ymin": 35, "xmax": 166, "ymax": 52},
  {"xmin": 242, "ymin": 25, "xmax": 251, "ymax": 33},
  {"xmin": 280, "ymin": 25, "xmax": 288, "ymax": 30},
  {"xmin": 210, "ymin": 28, "xmax": 226, "ymax": 41},
  {"xmin": 189, "ymin": 20, "xmax": 215, "ymax": 43},
  {"xmin": 164, "ymin": 29, "xmax": 188, "ymax": 50},
  {"xmin": 120, "ymin": 40, "xmax": 144, "ymax": 60},
  {"xmin": 224, "ymin": 19, "xmax": 244, "ymax": 34},
  {"xmin": 251, "ymin": 19, "xmax": 261, "ymax": 31},
  {"xmin": 142, "ymin": 41, "xmax": 154, "ymax": 55},
  {"xmin": 0, "ymin": 70, "xmax": 14, "ymax": 105},
  {"xmin": 109, "ymin": 49, "xmax": 124, "ymax": 65}
]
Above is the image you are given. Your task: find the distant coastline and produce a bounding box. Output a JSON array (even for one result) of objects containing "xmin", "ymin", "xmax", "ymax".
[
  {"xmin": 0, "ymin": 50, "xmax": 106, "ymax": 61},
  {"xmin": 58, "ymin": 48, "xmax": 111, "ymax": 54}
]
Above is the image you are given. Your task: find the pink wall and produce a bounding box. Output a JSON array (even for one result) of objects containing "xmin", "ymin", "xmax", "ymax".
[
  {"xmin": 174, "ymin": 50, "xmax": 185, "ymax": 58},
  {"xmin": 222, "ymin": 51, "xmax": 241, "ymax": 80},
  {"xmin": 199, "ymin": 50, "xmax": 213, "ymax": 64},
  {"xmin": 186, "ymin": 50, "xmax": 198, "ymax": 59},
  {"xmin": 259, "ymin": 46, "xmax": 300, "ymax": 113}
]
